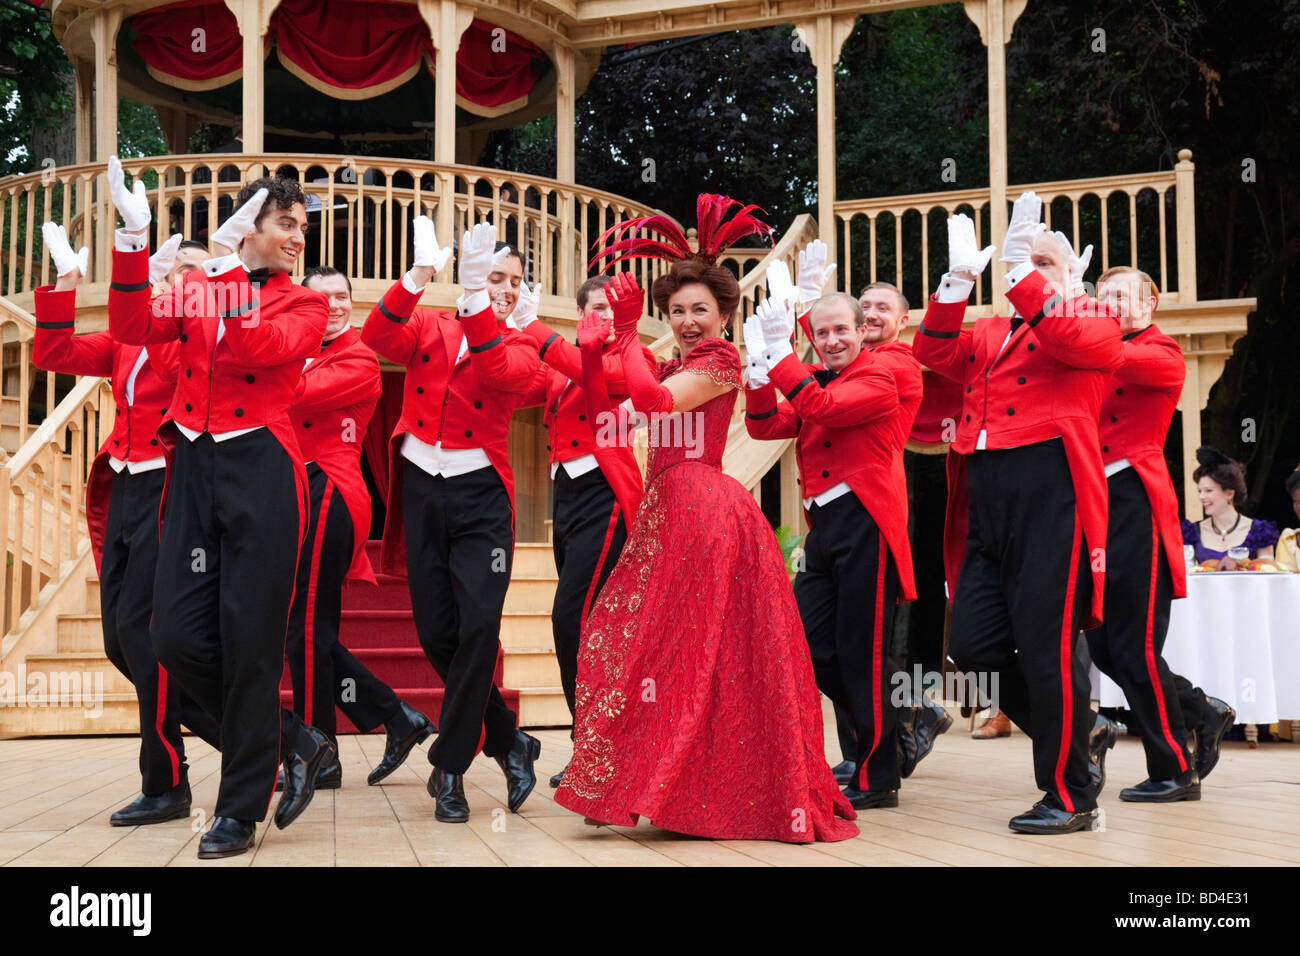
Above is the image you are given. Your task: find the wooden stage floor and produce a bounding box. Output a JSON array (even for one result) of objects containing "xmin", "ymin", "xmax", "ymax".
[{"xmin": 2, "ymin": 708, "xmax": 1297, "ymax": 867}]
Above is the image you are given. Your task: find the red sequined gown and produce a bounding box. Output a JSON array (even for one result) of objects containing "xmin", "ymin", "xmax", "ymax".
[{"xmin": 555, "ymin": 339, "xmax": 859, "ymax": 842}]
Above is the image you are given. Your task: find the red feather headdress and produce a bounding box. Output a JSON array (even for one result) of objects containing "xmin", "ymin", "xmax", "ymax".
[{"xmin": 588, "ymin": 193, "xmax": 775, "ymax": 273}]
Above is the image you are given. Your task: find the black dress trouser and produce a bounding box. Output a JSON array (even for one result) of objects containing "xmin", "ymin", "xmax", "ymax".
[
  {"xmin": 151, "ymin": 429, "xmax": 302, "ymax": 822},
  {"xmin": 794, "ymin": 493, "xmax": 902, "ymax": 793},
  {"xmin": 551, "ymin": 465, "xmax": 628, "ymax": 722},
  {"xmin": 100, "ymin": 467, "xmax": 220, "ymax": 796},
  {"xmin": 1087, "ymin": 468, "xmax": 1193, "ymax": 781},
  {"xmin": 285, "ymin": 463, "xmax": 400, "ymax": 739},
  {"xmin": 948, "ymin": 439, "xmax": 1096, "ymax": 812},
  {"xmin": 403, "ymin": 462, "xmax": 518, "ymax": 774}
]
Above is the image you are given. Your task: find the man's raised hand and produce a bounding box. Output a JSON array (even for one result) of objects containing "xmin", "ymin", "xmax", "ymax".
[
  {"xmin": 513, "ymin": 280, "xmax": 539, "ymax": 329},
  {"xmin": 412, "ymin": 215, "xmax": 452, "ymax": 276},
  {"xmin": 458, "ymin": 221, "xmax": 500, "ymax": 290},
  {"xmin": 1000, "ymin": 190, "xmax": 1046, "ymax": 267},
  {"xmin": 1049, "ymin": 230, "xmax": 1094, "ymax": 297},
  {"xmin": 149, "ymin": 233, "xmax": 184, "ymax": 285},
  {"xmin": 756, "ymin": 296, "xmax": 795, "ymax": 367},
  {"xmin": 797, "ymin": 239, "xmax": 837, "ymax": 306},
  {"xmin": 42, "ymin": 221, "xmax": 89, "ymax": 281},
  {"xmin": 107, "ymin": 156, "xmax": 152, "ymax": 234},
  {"xmin": 947, "ymin": 214, "xmax": 996, "ymax": 280},
  {"xmin": 765, "ymin": 259, "xmax": 797, "ymax": 311},
  {"xmin": 743, "ymin": 315, "xmax": 770, "ymax": 387},
  {"xmin": 211, "ymin": 187, "xmax": 269, "ymax": 257}
]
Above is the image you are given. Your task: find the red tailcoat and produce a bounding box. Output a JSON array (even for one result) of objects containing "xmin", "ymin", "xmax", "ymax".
[
  {"xmin": 33, "ymin": 286, "xmax": 179, "ymax": 573},
  {"xmin": 291, "ymin": 328, "xmax": 382, "ymax": 585},
  {"xmin": 913, "ymin": 269, "xmax": 1123, "ymax": 627},
  {"xmin": 745, "ymin": 341, "xmax": 922, "ymax": 602},
  {"xmin": 108, "ymin": 248, "xmax": 328, "ymax": 545},
  {"xmin": 360, "ymin": 280, "xmax": 540, "ymax": 574},
  {"xmin": 1098, "ymin": 323, "xmax": 1188, "ymax": 599},
  {"xmin": 519, "ymin": 321, "xmax": 649, "ymax": 528}
]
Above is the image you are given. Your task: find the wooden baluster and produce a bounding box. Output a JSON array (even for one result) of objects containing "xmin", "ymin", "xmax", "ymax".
[
  {"xmin": 1157, "ymin": 186, "xmax": 1169, "ymax": 293},
  {"xmin": 1100, "ymin": 192, "xmax": 1110, "ymax": 273},
  {"xmin": 23, "ymin": 183, "xmax": 35, "ymax": 293},
  {"xmin": 1128, "ymin": 192, "xmax": 1138, "ymax": 268},
  {"xmin": 41, "ymin": 183, "xmax": 53, "ymax": 288}
]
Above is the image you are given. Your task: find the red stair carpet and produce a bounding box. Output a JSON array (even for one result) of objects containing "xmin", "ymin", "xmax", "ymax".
[{"xmin": 279, "ymin": 540, "xmax": 520, "ymax": 733}]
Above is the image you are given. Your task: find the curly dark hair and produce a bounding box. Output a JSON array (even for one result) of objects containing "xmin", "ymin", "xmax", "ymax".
[
  {"xmin": 1285, "ymin": 470, "xmax": 1300, "ymax": 498},
  {"xmin": 1192, "ymin": 446, "xmax": 1248, "ymax": 504},
  {"xmin": 650, "ymin": 257, "xmax": 740, "ymax": 319},
  {"xmin": 236, "ymin": 176, "xmax": 309, "ymax": 228}
]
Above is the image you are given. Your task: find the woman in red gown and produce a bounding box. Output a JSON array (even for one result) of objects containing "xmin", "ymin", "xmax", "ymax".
[{"xmin": 554, "ymin": 196, "xmax": 858, "ymax": 842}]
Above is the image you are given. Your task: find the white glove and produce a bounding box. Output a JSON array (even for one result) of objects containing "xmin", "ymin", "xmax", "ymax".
[
  {"xmin": 757, "ymin": 297, "xmax": 795, "ymax": 366},
  {"xmin": 797, "ymin": 239, "xmax": 837, "ymax": 305},
  {"xmin": 743, "ymin": 315, "xmax": 770, "ymax": 386},
  {"xmin": 1049, "ymin": 230, "xmax": 1093, "ymax": 297},
  {"xmin": 458, "ymin": 221, "xmax": 511, "ymax": 289},
  {"xmin": 512, "ymin": 280, "xmax": 539, "ymax": 329},
  {"xmin": 106, "ymin": 156, "xmax": 152, "ymax": 233},
  {"xmin": 211, "ymin": 187, "xmax": 269, "ymax": 253},
  {"xmin": 148, "ymin": 233, "xmax": 184, "ymax": 285},
  {"xmin": 412, "ymin": 215, "xmax": 452, "ymax": 274},
  {"xmin": 765, "ymin": 259, "xmax": 797, "ymax": 311},
  {"xmin": 42, "ymin": 221, "xmax": 89, "ymax": 279},
  {"xmin": 947, "ymin": 214, "xmax": 996, "ymax": 277},
  {"xmin": 1000, "ymin": 191, "xmax": 1046, "ymax": 266}
]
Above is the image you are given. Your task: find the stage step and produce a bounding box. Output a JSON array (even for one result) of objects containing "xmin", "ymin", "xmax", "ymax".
[
  {"xmin": 56, "ymin": 613, "xmax": 107, "ymax": 652},
  {"xmin": 516, "ymin": 686, "xmax": 571, "ymax": 728},
  {"xmin": 23, "ymin": 652, "xmax": 134, "ymax": 696},
  {"xmin": 502, "ymin": 645, "xmax": 561, "ymax": 688}
]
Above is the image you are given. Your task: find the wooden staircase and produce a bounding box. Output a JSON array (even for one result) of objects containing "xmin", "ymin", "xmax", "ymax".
[{"xmin": 2, "ymin": 537, "xmax": 568, "ymax": 737}]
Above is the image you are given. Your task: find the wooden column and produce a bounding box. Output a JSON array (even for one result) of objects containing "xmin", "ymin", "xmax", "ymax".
[
  {"xmin": 795, "ymin": 15, "xmax": 855, "ymax": 253},
  {"xmin": 554, "ymin": 41, "xmax": 576, "ymax": 295},
  {"xmin": 74, "ymin": 58, "xmax": 93, "ymax": 165},
  {"xmin": 420, "ymin": 0, "xmax": 473, "ymax": 244},
  {"xmin": 1175, "ymin": 149, "xmax": 1197, "ymax": 302},
  {"xmin": 965, "ymin": 0, "xmax": 1027, "ymax": 305},
  {"xmin": 91, "ymin": 10, "xmax": 123, "ymax": 161},
  {"xmin": 224, "ymin": 0, "xmax": 278, "ymax": 160}
]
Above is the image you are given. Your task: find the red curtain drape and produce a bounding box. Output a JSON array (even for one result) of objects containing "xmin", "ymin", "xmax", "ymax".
[
  {"xmin": 363, "ymin": 370, "xmax": 406, "ymax": 508},
  {"xmin": 129, "ymin": 0, "xmax": 246, "ymax": 90},
  {"xmin": 270, "ymin": 0, "xmax": 433, "ymax": 100},
  {"xmin": 454, "ymin": 20, "xmax": 546, "ymax": 115},
  {"xmin": 126, "ymin": 1, "xmax": 546, "ymax": 109}
]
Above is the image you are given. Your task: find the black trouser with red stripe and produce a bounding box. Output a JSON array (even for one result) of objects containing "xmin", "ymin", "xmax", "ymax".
[
  {"xmin": 286, "ymin": 463, "xmax": 401, "ymax": 740},
  {"xmin": 794, "ymin": 493, "xmax": 902, "ymax": 793},
  {"xmin": 1087, "ymin": 468, "xmax": 1192, "ymax": 781},
  {"xmin": 403, "ymin": 462, "xmax": 518, "ymax": 774},
  {"xmin": 551, "ymin": 465, "xmax": 628, "ymax": 722},
  {"xmin": 948, "ymin": 438, "xmax": 1095, "ymax": 812},
  {"xmin": 151, "ymin": 429, "xmax": 303, "ymax": 822},
  {"xmin": 100, "ymin": 467, "xmax": 221, "ymax": 796}
]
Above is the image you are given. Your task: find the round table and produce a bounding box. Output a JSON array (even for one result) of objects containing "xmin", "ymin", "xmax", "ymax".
[{"xmin": 1091, "ymin": 571, "xmax": 1300, "ymax": 737}]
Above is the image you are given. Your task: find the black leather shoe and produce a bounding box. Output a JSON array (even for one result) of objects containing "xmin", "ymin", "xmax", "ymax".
[
  {"xmin": 549, "ymin": 759, "xmax": 570, "ymax": 789},
  {"xmin": 1088, "ymin": 713, "xmax": 1119, "ymax": 797},
  {"xmin": 495, "ymin": 730, "xmax": 541, "ymax": 813},
  {"xmin": 427, "ymin": 768, "xmax": 469, "ymax": 823},
  {"xmin": 841, "ymin": 786, "xmax": 899, "ymax": 809},
  {"xmin": 315, "ymin": 758, "xmax": 342, "ymax": 790},
  {"xmin": 831, "ymin": 760, "xmax": 857, "ymax": 786},
  {"xmin": 1195, "ymin": 697, "xmax": 1236, "ymax": 781},
  {"xmin": 274, "ymin": 724, "xmax": 337, "ymax": 830},
  {"xmin": 1120, "ymin": 769, "xmax": 1201, "ymax": 802},
  {"xmin": 1008, "ymin": 798, "xmax": 1100, "ymax": 834},
  {"xmin": 109, "ymin": 782, "xmax": 192, "ymax": 826},
  {"xmin": 367, "ymin": 701, "xmax": 435, "ymax": 786},
  {"xmin": 908, "ymin": 699, "xmax": 953, "ymax": 777},
  {"xmin": 197, "ymin": 817, "xmax": 256, "ymax": 859}
]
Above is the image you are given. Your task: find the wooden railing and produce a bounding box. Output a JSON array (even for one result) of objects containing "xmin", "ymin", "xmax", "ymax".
[
  {"xmin": 0, "ymin": 153, "xmax": 684, "ymax": 304},
  {"xmin": 1, "ymin": 299, "xmax": 52, "ymax": 454},
  {"xmin": 2, "ymin": 375, "xmax": 113, "ymax": 642},
  {"xmin": 834, "ymin": 149, "xmax": 1198, "ymax": 310}
]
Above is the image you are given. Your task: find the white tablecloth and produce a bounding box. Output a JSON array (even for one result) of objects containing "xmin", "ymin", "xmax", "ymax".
[{"xmin": 1091, "ymin": 572, "xmax": 1300, "ymax": 724}]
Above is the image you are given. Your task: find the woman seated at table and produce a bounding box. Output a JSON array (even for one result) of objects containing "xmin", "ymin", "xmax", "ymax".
[
  {"xmin": 1181, "ymin": 446, "xmax": 1278, "ymax": 570},
  {"xmin": 1275, "ymin": 470, "xmax": 1300, "ymax": 571}
]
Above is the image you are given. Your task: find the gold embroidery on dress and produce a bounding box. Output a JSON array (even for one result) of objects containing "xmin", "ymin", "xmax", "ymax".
[{"xmin": 566, "ymin": 478, "xmax": 665, "ymax": 800}]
